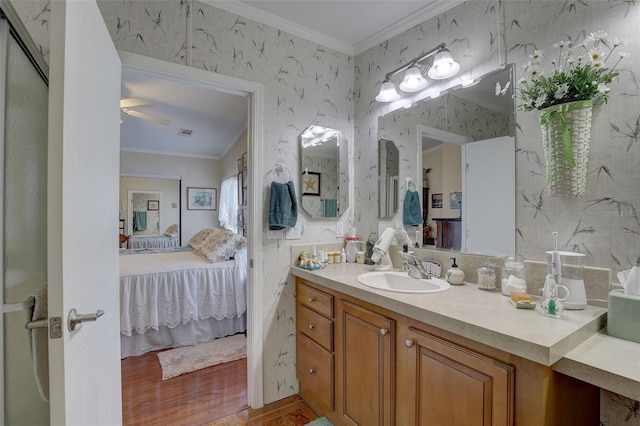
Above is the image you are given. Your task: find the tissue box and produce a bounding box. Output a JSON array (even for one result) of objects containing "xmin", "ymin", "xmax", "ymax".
[{"xmin": 607, "ymin": 289, "xmax": 640, "ymax": 344}]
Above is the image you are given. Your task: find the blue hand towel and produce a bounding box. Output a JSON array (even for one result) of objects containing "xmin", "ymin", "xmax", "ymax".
[
  {"xmin": 269, "ymin": 180, "xmax": 298, "ymax": 230},
  {"xmin": 403, "ymin": 190, "xmax": 422, "ymax": 226},
  {"xmin": 322, "ymin": 199, "xmax": 337, "ymax": 217},
  {"xmin": 134, "ymin": 211, "xmax": 147, "ymax": 231}
]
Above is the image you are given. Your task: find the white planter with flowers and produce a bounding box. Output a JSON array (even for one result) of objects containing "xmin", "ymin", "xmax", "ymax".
[{"xmin": 504, "ymin": 31, "xmax": 629, "ymax": 196}]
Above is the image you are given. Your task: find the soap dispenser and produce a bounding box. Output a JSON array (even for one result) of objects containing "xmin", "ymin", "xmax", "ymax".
[{"xmin": 446, "ymin": 258, "xmax": 465, "ymax": 285}]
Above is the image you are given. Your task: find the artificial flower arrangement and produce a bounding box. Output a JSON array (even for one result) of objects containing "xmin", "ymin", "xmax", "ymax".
[
  {"xmin": 498, "ymin": 30, "xmax": 628, "ymax": 111},
  {"xmin": 496, "ymin": 31, "xmax": 629, "ymax": 196}
]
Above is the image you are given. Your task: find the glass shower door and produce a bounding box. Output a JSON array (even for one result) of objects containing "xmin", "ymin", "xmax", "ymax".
[{"xmin": 1, "ymin": 18, "xmax": 50, "ymax": 425}]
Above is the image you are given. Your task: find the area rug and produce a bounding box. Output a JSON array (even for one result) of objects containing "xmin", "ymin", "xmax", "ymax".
[
  {"xmin": 157, "ymin": 334, "xmax": 247, "ymax": 380},
  {"xmin": 305, "ymin": 417, "xmax": 333, "ymax": 426}
]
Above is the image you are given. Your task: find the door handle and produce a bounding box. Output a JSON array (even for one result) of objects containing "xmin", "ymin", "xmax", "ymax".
[{"xmin": 68, "ymin": 308, "xmax": 104, "ymax": 331}]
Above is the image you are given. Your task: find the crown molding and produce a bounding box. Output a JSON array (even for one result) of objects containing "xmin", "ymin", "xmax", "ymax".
[
  {"xmin": 201, "ymin": 0, "xmax": 354, "ymax": 55},
  {"xmin": 201, "ymin": 1, "xmax": 463, "ymax": 58},
  {"xmin": 120, "ymin": 147, "xmax": 221, "ymax": 160},
  {"xmin": 353, "ymin": 0, "xmax": 464, "ymax": 55}
]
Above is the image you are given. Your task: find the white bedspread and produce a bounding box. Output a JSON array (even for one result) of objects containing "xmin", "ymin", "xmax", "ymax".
[
  {"xmin": 130, "ymin": 235, "xmax": 178, "ymax": 249},
  {"xmin": 120, "ymin": 249, "xmax": 247, "ymax": 336}
]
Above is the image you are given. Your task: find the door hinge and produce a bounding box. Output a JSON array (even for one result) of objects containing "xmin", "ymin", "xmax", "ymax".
[
  {"xmin": 249, "ymin": 259, "xmax": 254, "ymax": 269},
  {"xmin": 50, "ymin": 317, "xmax": 62, "ymax": 338}
]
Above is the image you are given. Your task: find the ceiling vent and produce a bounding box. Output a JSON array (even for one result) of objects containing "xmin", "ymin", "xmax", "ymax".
[{"xmin": 179, "ymin": 128, "xmax": 193, "ymax": 137}]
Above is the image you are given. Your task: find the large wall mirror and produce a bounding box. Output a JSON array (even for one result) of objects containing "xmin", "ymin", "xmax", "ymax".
[
  {"xmin": 378, "ymin": 65, "xmax": 516, "ymax": 256},
  {"xmin": 119, "ymin": 176, "xmax": 181, "ymax": 240},
  {"xmin": 300, "ymin": 125, "xmax": 349, "ymax": 219}
]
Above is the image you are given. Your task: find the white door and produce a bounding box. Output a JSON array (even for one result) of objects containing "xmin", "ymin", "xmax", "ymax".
[
  {"xmin": 48, "ymin": 1, "xmax": 122, "ymax": 424},
  {"xmin": 464, "ymin": 136, "xmax": 516, "ymax": 256}
]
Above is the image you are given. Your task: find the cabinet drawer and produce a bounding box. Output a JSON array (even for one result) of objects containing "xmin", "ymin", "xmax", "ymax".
[
  {"xmin": 297, "ymin": 333, "xmax": 334, "ymax": 412},
  {"xmin": 297, "ymin": 304, "xmax": 333, "ymax": 351},
  {"xmin": 297, "ymin": 281, "xmax": 334, "ymax": 317}
]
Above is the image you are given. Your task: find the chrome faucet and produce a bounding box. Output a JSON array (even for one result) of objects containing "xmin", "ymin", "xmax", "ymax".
[{"xmin": 402, "ymin": 254, "xmax": 432, "ymax": 279}]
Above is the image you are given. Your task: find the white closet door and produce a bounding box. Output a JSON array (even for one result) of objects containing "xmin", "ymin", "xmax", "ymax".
[{"xmin": 465, "ymin": 136, "xmax": 515, "ymax": 256}]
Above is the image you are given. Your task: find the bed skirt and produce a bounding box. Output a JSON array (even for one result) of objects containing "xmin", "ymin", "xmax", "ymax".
[{"xmin": 120, "ymin": 313, "xmax": 247, "ymax": 359}]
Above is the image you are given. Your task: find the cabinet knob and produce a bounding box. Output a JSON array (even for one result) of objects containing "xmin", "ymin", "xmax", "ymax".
[
  {"xmin": 405, "ymin": 339, "xmax": 414, "ymax": 348},
  {"xmin": 308, "ymin": 297, "xmax": 315, "ymax": 303},
  {"xmin": 308, "ymin": 323, "xmax": 315, "ymax": 330},
  {"xmin": 380, "ymin": 328, "xmax": 388, "ymax": 336},
  {"xmin": 309, "ymin": 368, "xmax": 316, "ymax": 375}
]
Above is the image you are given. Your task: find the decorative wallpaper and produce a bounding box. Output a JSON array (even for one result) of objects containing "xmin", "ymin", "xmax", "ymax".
[{"xmin": 11, "ymin": 0, "xmax": 639, "ymax": 419}]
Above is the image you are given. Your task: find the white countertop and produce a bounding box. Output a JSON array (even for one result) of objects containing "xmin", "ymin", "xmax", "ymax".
[
  {"xmin": 291, "ymin": 263, "xmax": 640, "ymax": 401},
  {"xmin": 553, "ymin": 330, "xmax": 640, "ymax": 401}
]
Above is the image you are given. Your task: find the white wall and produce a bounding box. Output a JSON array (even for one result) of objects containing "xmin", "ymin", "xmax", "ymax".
[
  {"xmin": 442, "ymin": 143, "xmax": 462, "ymax": 218},
  {"xmin": 120, "ymin": 151, "xmax": 221, "ymax": 242},
  {"xmin": 221, "ymin": 130, "xmax": 247, "ymax": 178}
]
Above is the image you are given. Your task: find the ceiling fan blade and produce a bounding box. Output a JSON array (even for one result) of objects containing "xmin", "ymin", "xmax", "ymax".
[
  {"xmin": 120, "ymin": 97, "xmax": 150, "ymax": 108},
  {"xmin": 123, "ymin": 109, "xmax": 170, "ymax": 125}
]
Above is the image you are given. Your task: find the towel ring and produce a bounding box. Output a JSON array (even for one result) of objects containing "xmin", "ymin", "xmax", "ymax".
[
  {"xmin": 406, "ymin": 177, "xmax": 417, "ymax": 191},
  {"xmin": 271, "ymin": 163, "xmax": 292, "ymax": 183}
]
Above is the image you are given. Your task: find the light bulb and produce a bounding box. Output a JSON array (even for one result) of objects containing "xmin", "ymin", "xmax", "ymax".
[
  {"xmin": 427, "ymin": 49, "xmax": 460, "ymax": 79},
  {"xmin": 399, "ymin": 66, "xmax": 428, "ymax": 92},
  {"xmin": 375, "ymin": 79, "xmax": 401, "ymax": 102}
]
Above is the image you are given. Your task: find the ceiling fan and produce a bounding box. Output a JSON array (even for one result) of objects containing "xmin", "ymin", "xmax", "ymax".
[{"xmin": 120, "ymin": 98, "xmax": 170, "ymax": 125}]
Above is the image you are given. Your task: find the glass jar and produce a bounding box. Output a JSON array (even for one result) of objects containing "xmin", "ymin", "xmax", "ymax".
[
  {"xmin": 345, "ymin": 237, "xmax": 359, "ymax": 263},
  {"xmin": 501, "ymin": 256, "xmax": 527, "ymax": 296},
  {"xmin": 477, "ymin": 266, "xmax": 497, "ymax": 290}
]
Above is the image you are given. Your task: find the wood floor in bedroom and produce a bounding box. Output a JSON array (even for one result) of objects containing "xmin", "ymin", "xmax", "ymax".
[{"xmin": 121, "ymin": 351, "xmax": 320, "ymax": 425}]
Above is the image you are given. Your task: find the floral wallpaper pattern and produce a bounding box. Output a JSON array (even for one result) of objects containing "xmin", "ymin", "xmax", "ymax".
[{"xmin": 10, "ymin": 0, "xmax": 639, "ymax": 419}]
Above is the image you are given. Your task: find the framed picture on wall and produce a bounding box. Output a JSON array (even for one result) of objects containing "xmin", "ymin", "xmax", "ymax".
[
  {"xmin": 432, "ymin": 193, "xmax": 443, "ymax": 209},
  {"xmin": 187, "ymin": 187, "xmax": 217, "ymax": 210},
  {"xmin": 302, "ymin": 172, "xmax": 321, "ymax": 196},
  {"xmin": 147, "ymin": 200, "xmax": 159, "ymax": 211}
]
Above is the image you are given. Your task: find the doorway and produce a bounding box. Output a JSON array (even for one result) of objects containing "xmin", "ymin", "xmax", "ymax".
[{"xmin": 118, "ymin": 51, "xmax": 264, "ymax": 409}]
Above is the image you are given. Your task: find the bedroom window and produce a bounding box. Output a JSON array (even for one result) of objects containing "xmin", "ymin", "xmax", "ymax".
[{"xmin": 219, "ymin": 175, "xmax": 239, "ymax": 233}]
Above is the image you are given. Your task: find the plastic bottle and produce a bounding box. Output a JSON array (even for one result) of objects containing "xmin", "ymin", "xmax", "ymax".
[{"xmin": 340, "ymin": 248, "xmax": 346, "ymax": 263}]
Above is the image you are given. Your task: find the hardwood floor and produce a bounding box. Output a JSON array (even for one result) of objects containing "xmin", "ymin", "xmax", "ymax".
[{"xmin": 122, "ymin": 351, "xmax": 320, "ymax": 425}]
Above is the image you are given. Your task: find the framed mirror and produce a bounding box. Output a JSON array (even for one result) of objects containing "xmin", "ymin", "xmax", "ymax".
[
  {"xmin": 300, "ymin": 125, "xmax": 348, "ymax": 219},
  {"xmin": 378, "ymin": 139, "xmax": 399, "ymax": 218},
  {"xmin": 377, "ymin": 65, "xmax": 515, "ymax": 256}
]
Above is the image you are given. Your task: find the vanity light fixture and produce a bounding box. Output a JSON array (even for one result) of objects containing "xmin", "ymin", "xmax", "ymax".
[
  {"xmin": 301, "ymin": 125, "xmax": 339, "ymax": 148},
  {"xmin": 375, "ymin": 43, "xmax": 460, "ymax": 103}
]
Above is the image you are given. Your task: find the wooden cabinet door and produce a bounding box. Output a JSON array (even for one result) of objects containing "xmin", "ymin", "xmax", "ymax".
[
  {"xmin": 337, "ymin": 301, "xmax": 394, "ymax": 426},
  {"xmin": 404, "ymin": 326, "xmax": 514, "ymax": 426}
]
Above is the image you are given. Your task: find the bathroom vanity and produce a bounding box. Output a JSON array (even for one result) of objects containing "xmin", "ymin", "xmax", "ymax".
[{"xmin": 292, "ymin": 264, "xmax": 607, "ymax": 426}]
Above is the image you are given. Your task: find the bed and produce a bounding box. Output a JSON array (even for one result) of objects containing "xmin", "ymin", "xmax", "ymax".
[
  {"xmin": 129, "ymin": 234, "xmax": 179, "ymax": 249},
  {"xmin": 119, "ymin": 229, "xmax": 247, "ymax": 358},
  {"xmin": 129, "ymin": 224, "xmax": 179, "ymax": 249}
]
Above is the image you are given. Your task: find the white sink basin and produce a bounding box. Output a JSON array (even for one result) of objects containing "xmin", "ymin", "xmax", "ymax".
[{"xmin": 357, "ymin": 271, "xmax": 450, "ymax": 294}]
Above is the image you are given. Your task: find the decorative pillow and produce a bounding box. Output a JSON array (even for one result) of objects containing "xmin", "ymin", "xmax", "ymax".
[
  {"xmin": 164, "ymin": 224, "xmax": 179, "ymax": 236},
  {"xmin": 194, "ymin": 229, "xmax": 247, "ymax": 262},
  {"xmin": 187, "ymin": 228, "xmax": 216, "ymax": 250}
]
